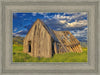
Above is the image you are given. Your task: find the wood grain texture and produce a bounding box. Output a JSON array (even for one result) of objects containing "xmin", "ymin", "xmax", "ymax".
[
  {"xmin": 23, "ymin": 19, "xmax": 82, "ymax": 58},
  {"xmin": 53, "ymin": 31, "xmax": 82, "ymax": 53},
  {"xmin": 23, "ymin": 19, "xmax": 52, "ymax": 58}
]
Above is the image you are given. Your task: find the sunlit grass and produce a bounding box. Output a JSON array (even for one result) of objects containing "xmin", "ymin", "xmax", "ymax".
[{"xmin": 13, "ymin": 44, "xmax": 87, "ymax": 62}]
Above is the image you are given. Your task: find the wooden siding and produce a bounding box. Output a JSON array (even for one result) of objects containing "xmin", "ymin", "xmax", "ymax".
[
  {"xmin": 23, "ymin": 19, "xmax": 83, "ymax": 58},
  {"xmin": 23, "ymin": 19, "xmax": 52, "ymax": 58},
  {"xmin": 53, "ymin": 31, "xmax": 82, "ymax": 53}
]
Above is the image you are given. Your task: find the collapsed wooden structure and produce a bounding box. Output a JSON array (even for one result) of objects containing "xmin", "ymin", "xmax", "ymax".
[
  {"xmin": 23, "ymin": 19, "xmax": 82, "ymax": 58},
  {"xmin": 53, "ymin": 31, "xmax": 82, "ymax": 54}
]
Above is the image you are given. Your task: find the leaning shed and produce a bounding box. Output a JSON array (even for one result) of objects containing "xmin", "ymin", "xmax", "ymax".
[{"xmin": 23, "ymin": 19, "xmax": 82, "ymax": 58}]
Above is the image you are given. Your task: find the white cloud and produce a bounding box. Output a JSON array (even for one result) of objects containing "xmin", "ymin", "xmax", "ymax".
[
  {"xmin": 32, "ymin": 12, "xmax": 37, "ymax": 16},
  {"xmin": 59, "ymin": 20, "xmax": 66, "ymax": 24},
  {"xmin": 32, "ymin": 12, "xmax": 48, "ymax": 17},
  {"xmin": 84, "ymin": 27, "xmax": 88, "ymax": 31},
  {"xmin": 38, "ymin": 12, "xmax": 46, "ymax": 15},
  {"xmin": 14, "ymin": 28, "xmax": 17, "ymax": 31},
  {"xmin": 13, "ymin": 33, "xmax": 20, "ymax": 36},
  {"xmin": 67, "ymin": 12, "xmax": 87, "ymax": 20},
  {"xmin": 24, "ymin": 18, "xmax": 32, "ymax": 20},
  {"xmin": 20, "ymin": 13, "xmax": 26, "ymax": 17},
  {"xmin": 17, "ymin": 30, "xmax": 23, "ymax": 33},
  {"xmin": 54, "ymin": 14, "xmax": 68, "ymax": 19},
  {"xmin": 66, "ymin": 20, "xmax": 87, "ymax": 27},
  {"xmin": 13, "ymin": 30, "xmax": 28, "ymax": 36},
  {"xmin": 53, "ymin": 12, "xmax": 87, "ymax": 22},
  {"xmin": 22, "ymin": 14, "xmax": 26, "ymax": 16},
  {"xmin": 71, "ymin": 27, "xmax": 88, "ymax": 38},
  {"xmin": 51, "ymin": 12, "xmax": 87, "ymax": 30},
  {"xmin": 56, "ymin": 28, "xmax": 61, "ymax": 30},
  {"xmin": 38, "ymin": 12, "xmax": 48, "ymax": 16}
]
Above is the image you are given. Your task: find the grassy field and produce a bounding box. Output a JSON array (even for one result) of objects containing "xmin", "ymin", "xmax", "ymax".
[{"xmin": 13, "ymin": 44, "xmax": 87, "ymax": 62}]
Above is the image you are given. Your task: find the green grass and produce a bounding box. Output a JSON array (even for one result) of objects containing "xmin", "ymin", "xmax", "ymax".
[{"xmin": 13, "ymin": 44, "xmax": 88, "ymax": 62}]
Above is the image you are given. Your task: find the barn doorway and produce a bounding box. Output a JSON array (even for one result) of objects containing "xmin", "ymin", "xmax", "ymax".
[
  {"xmin": 52, "ymin": 41, "xmax": 55, "ymax": 56},
  {"xmin": 28, "ymin": 41, "xmax": 31, "ymax": 52}
]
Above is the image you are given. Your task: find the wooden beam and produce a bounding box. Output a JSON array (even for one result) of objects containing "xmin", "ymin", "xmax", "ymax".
[{"xmin": 54, "ymin": 42, "xmax": 58, "ymax": 54}]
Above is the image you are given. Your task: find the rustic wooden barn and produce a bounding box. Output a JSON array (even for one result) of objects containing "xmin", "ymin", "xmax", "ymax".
[{"xmin": 23, "ymin": 19, "xmax": 82, "ymax": 58}]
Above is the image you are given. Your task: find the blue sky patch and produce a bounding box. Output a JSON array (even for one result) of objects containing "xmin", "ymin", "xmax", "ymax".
[{"xmin": 13, "ymin": 12, "xmax": 88, "ymax": 42}]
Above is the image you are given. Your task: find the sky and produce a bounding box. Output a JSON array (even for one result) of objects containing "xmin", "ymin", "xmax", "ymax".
[{"xmin": 13, "ymin": 12, "xmax": 88, "ymax": 42}]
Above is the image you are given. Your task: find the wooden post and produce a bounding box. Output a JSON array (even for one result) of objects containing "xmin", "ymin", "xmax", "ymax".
[
  {"xmin": 54, "ymin": 42, "xmax": 58, "ymax": 54},
  {"xmin": 53, "ymin": 30, "xmax": 83, "ymax": 53}
]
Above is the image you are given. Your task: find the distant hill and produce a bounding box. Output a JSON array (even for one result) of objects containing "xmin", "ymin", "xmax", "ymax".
[
  {"xmin": 13, "ymin": 36, "xmax": 87, "ymax": 48},
  {"xmin": 13, "ymin": 36, "xmax": 24, "ymax": 45}
]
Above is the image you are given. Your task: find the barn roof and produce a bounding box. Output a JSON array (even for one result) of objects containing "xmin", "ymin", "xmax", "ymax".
[
  {"xmin": 24, "ymin": 19, "xmax": 83, "ymax": 53},
  {"xmin": 38, "ymin": 19, "xmax": 59, "ymax": 42}
]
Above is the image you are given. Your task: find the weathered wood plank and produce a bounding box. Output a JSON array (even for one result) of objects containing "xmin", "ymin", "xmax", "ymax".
[{"xmin": 23, "ymin": 19, "xmax": 83, "ymax": 58}]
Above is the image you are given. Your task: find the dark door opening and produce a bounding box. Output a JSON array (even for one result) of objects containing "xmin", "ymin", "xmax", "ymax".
[
  {"xmin": 28, "ymin": 41, "xmax": 31, "ymax": 52},
  {"xmin": 52, "ymin": 41, "xmax": 55, "ymax": 56}
]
